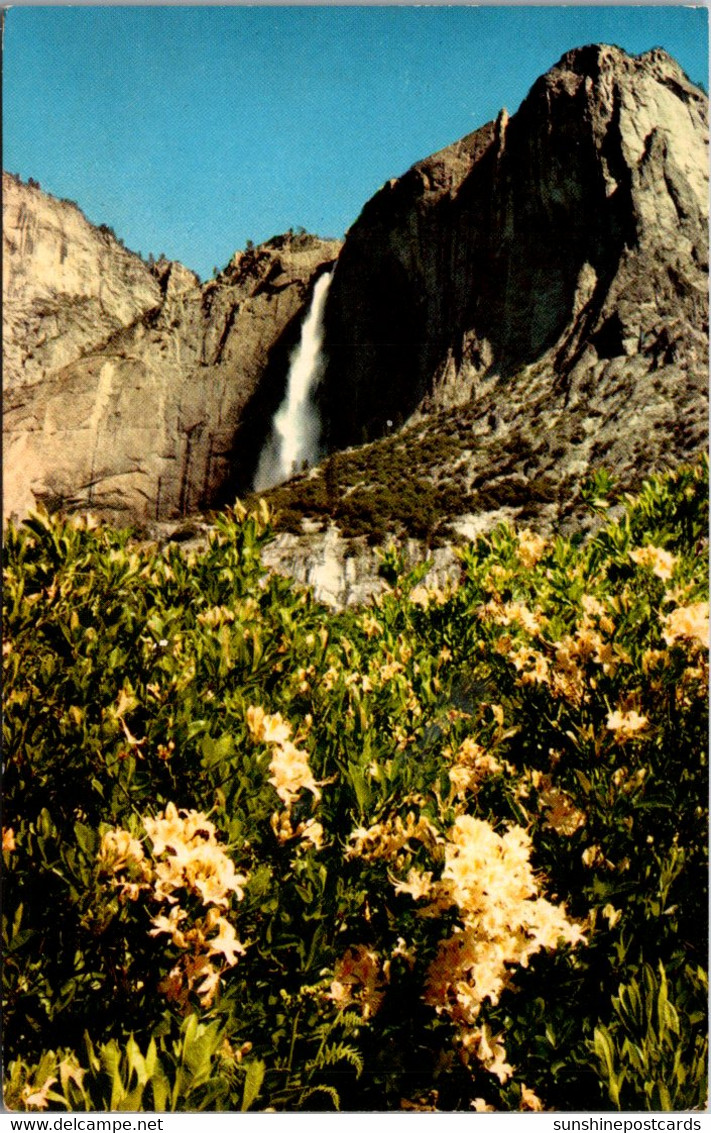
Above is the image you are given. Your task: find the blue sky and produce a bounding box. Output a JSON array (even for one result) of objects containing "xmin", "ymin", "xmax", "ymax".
[{"xmin": 4, "ymin": 6, "xmax": 708, "ymax": 280}]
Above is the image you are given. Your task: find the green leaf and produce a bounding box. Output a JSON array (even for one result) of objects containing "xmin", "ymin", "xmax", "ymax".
[
  {"xmin": 241, "ymin": 1059, "xmax": 266, "ymax": 1111},
  {"xmin": 201, "ymin": 732, "xmax": 235, "ymax": 767},
  {"xmin": 74, "ymin": 822, "xmax": 97, "ymax": 856}
]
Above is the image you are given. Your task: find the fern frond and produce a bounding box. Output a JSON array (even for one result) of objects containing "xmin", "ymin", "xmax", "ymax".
[
  {"xmin": 306, "ymin": 1041, "xmax": 364, "ymax": 1077},
  {"xmin": 336, "ymin": 1010, "xmax": 363, "ymax": 1033},
  {"xmin": 298, "ymin": 1083, "xmax": 341, "ymax": 1110}
]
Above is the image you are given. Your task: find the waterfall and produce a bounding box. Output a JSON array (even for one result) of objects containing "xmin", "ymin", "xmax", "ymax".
[{"xmin": 253, "ymin": 270, "xmax": 333, "ymax": 491}]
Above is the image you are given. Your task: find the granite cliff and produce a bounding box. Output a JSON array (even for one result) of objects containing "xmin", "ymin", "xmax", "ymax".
[
  {"xmin": 3, "ymin": 45, "xmax": 708, "ymax": 606},
  {"xmin": 319, "ymin": 45, "xmax": 708, "ymax": 482},
  {"xmin": 3, "ymin": 173, "xmax": 339, "ymax": 523}
]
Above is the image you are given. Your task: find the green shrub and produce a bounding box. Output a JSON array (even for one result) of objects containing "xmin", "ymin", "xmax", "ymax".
[{"xmin": 3, "ymin": 461, "xmax": 707, "ymax": 1111}]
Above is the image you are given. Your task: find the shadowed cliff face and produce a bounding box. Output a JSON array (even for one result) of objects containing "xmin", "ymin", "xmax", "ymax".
[
  {"xmin": 3, "ymin": 175, "xmax": 340, "ymax": 523},
  {"xmin": 319, "ymin": 45, "xmax": 708, "ymax": 450}
]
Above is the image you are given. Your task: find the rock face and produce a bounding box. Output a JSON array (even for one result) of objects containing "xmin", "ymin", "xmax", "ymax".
[
  {"xmin": 4, "ymin": 45, "xmax": 707, "ymax": 550},
  {"xmin": 3, "ymin": 175, "xmax": 164, "ymax": 393},
  {"xmin": 261, "ymin": 525, "xmax": 462, "ymax": 610},
  {"xmin": 3, "ymin": 171, "xmax": 340, "ymax": 523},
  {"xmin": 320, "ymin": 44, "xmax": 708, "ymax": 494}
]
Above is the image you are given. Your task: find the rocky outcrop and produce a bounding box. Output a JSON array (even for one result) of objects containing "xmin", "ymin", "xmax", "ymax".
[
  {"xmin": 4, "ymin": 171, "xmax": 340, "ymax": 524},
  {"xmin": 319, "ymin": 44, "xmax": 708, "ymax": 496},
  {"xmin": 261, "ymin": 525, "xmax": 461, "ymax": 609}
]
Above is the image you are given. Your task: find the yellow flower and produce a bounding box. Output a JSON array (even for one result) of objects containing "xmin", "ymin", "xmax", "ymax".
[
  {"xmin": 99, "ymin": 827, "xmax": 145, "ymax": 872},
  {"xmin": 246, "ymin": 705, "xmax": 291, "ymax": 745},
  {"xmin": 22, "ymin": 1074, "xmax": 58, "ymax": 1110},
  {"xmin": 297, "ymin": 818, "xmax": 324, "ymax": 849},
  {"xmin": 207, "ymin": 916, "xmax": 247, "ymax": 966},
  {"xmin": 194, "ymin": 963, "xmax": 221, "ymax": 1008},
  {"xmin": 511, "ymin": 646, "xmax": 551, "ymax": 686},
  {"xmin": 149, "ymin": 906, "xmax": 188, "ymax": 948},
  {"xmin": 2, "ymin": 827, "xmax": 16, "ymax": 852},
  {"xmin": 483, "ymin": 600, "xmax": 543, "ymax": 635},
  {"xmin": 581, "ymin": 594, "xmax": 605, "ymax": 618},
  {"xmin": 390, "ymin": 867, "xmax": 434, "ymax": 900},
  {"xmin": 345, "ymin": 811, "xmax": 441, "ymax": 862},
  {"xmin": 520, "ymin": 1084, "xmax": 544, "ymax": 1111},
  {"xmin": 143, "ymin": 802, "xmax": 215, "ymax": 858},
  {"xmin": 269, "ymin": 741, "xmax": 321, "ymax": 807},
  {"xmin": 57, "ymin": 1056, "xmax": 86, "ymax": 1094},
  {"xmin": 550, "ymin": 641, "xmax": 585, "ymax": 705},
  {"xmin": 461, "ymin": 1024, "xmax": 512, "ymax": 1083},
  {"xmin": 144, "ymin": 804, "xmax": 248, "ymax": 907},
  {"xmin": 662, "ymin": 602, "xmax": 709, "ymax": 648},
  {"xmin": 629, "ymin": 544, "xmax": 677, "ymax": 581},
  {"xmin": 582, "ymin": 845, "xmax": 606, "ymax": 869},
  {"xmin": 270, "ymin": 810, "xmax": 294, "ymax": 843},
  {"xmin": 359, "ymin": 614, "xmax": 383, "ymax": 638},
  {"xmin": 189, "ymin": 850, "xmax": 249, "ymax": 908},
  {"xmin": 448, "ymin": 741, "xmax": 503, "ymax": 798},
  {"xmin": 491, "ymin": 703, "xmax": 505, "ymax": 726},
  {"xmin": 540, "ymin": 788, "xmax": 586, "ymax": 836},
  {"xmin": 642, "ymin": 648, "xmax": 668, "ymax": 673},
  {"xmin": 518, "ymin": 528, "xmax": 547, "ymax": 569},
  {"xmin": 606, "ymin": 709, "xmax": 648, "ymax": 739},
  {"xmin": 602, "ymin": 903, "xmax": 622, "ymax": 929},
  {"xmin": 422, "ymin": 815, "xmax": 584, "ymax": 1062}
]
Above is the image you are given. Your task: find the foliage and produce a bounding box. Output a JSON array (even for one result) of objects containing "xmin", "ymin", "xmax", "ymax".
[
  {"xmin": 251, "ymin": 416, "xmax": 476, "ymax": 544},
  {"xmin": 2, "ymin": 461, "xmax": 708, "ymax": 1111},
  {"xmin": 592, "ymin": 963, "xmax": 708, "ymax": 1111}
]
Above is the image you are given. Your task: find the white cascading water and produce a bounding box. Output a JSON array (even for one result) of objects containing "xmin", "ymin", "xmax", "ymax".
[{"xmin": 253, "ymin": 270, "xmax": 333, "ymax": 491}]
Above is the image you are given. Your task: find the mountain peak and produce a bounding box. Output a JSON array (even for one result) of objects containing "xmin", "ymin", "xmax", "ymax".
[{"xmin": 317, "ymin": 43, "xmax": 707, "ymax": 529}]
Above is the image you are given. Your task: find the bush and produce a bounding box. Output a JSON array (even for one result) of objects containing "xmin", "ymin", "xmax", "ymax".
[{"xmin": 2, "ymin": 462, "xmax": 708, "ymax": 1111}]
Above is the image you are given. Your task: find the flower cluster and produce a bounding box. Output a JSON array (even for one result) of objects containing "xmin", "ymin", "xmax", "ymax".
[
  {"xmin": 516, "ymin": 771, "xmax": 587, "ymax": 836},
  {"xmin": 492, "ymin": 590, "xmax": 624, "ymax": 705},
  {"xmin": 143, "ymin": 803, "xmax": 248, "ymax": 907},
  {"xmin": 408, "ymin": 584, "xmax": 451, "ymax": 609},
  {"xmin": 482, "ymin": 599, "xmax": 543, "ymax": 636},
  {"xmin": 98, "ymin": 827, "xmax": 150, "ymax": 901},
  {"xmin": 247, "ymin": 705, "xmax": 321, "ymax": 831},
  {"xmin": 99, "ymin": 802, "xmax": 249, "ymax": 1008},
  {"xmin": 447, "ymin": 737, "xmax": 510, "ymax": 800},
  {"xmin": 345, "ymin": 809, "xmax": 442, "ymax": 865},
  {"xmin": 629, "ymin": 544, "xmax": 677, "ymax": 580},
  {"xmin": 419, "ymin": 816, "xmax": 584, "ymax": 1081},
  {"xmin": 661, "ymin": 602, "xmax": 709, "ymax": 649},
  {"xmin": 606, "ymin": 708, "xmax": 648, "ymax": 741},
  {"xmin": 326, "ymin": 945, "xmax": 387, "ymax": 1020},
  {"xmin": 517, "ymin": 528, "xmax": 547, "ymax": 570}
]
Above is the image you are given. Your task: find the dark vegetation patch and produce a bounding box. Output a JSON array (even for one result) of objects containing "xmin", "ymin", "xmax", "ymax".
[
  {"xmin": 247, "ymin": 405, "xmax": 577, "ymax": 546},
  {"xmin": 247, "ymin": 412, "xmax": 485, "ymax": 546}
]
